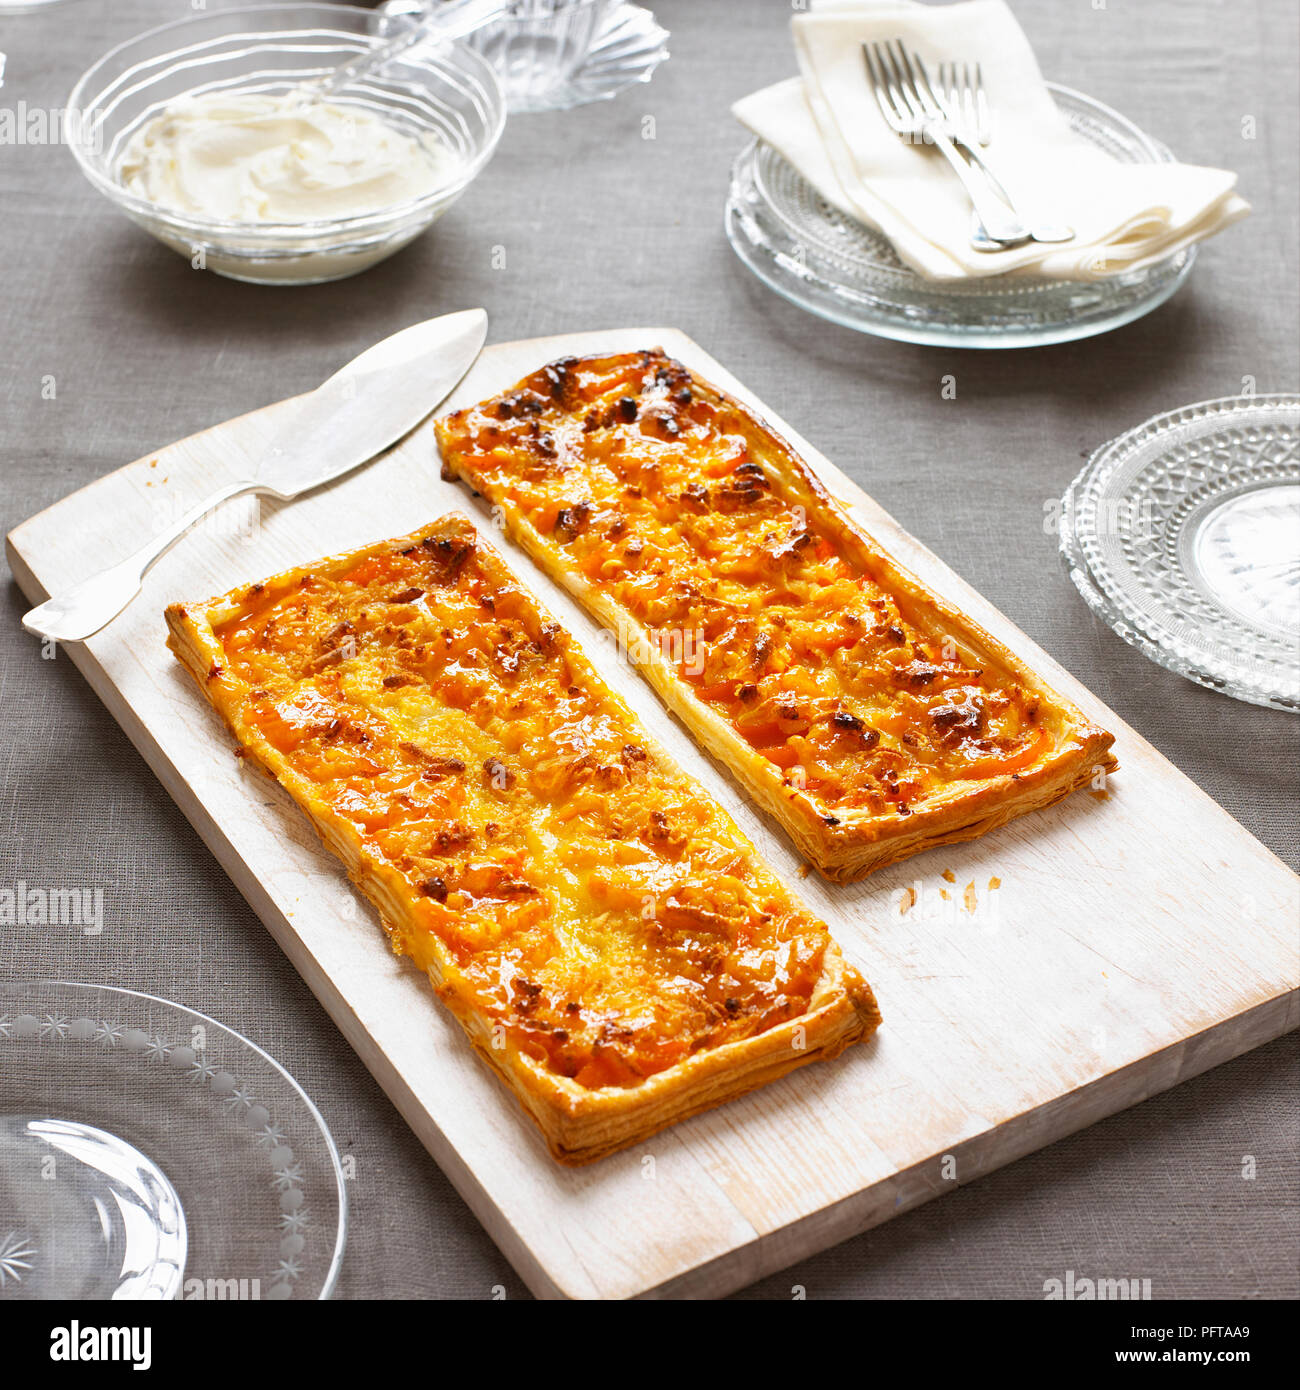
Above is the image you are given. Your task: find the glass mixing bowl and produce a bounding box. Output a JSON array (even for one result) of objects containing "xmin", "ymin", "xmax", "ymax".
[{"xmin": 66, "ymin": 3, "xmax": 506, "ymax": 285}]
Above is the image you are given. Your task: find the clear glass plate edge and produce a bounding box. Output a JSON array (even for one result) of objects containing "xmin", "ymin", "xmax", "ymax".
[
  {"xmin": 725, "ymin": 197, "xmax": 1193, "ymax": 348},
  {"xmin": 0, "ymin": 979, "xmax": 349, "ymax": 1300},
  {"xmin": 1060, "ymin": 395, "xmax": 1300, "ymax": 712}
]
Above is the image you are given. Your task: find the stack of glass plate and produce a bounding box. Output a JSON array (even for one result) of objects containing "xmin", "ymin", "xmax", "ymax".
[
  {"xmin": 725, "ymin": 85, "xmax": 1196, "ymax": 349},
  {"xmin": 1060, "ymin": 396, "xmax": 1300, "ymax": 711}
]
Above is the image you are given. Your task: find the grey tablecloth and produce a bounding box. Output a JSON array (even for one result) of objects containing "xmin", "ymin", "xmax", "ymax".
[{"xmin": 1, "ymin": 0, "xmax": 1296, "ymax": 1300}]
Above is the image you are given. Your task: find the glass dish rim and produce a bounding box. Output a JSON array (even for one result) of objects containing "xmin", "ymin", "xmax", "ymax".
[
  {"xmin": 0, "ymin": 977, "xmax": 349, "ymax": 1300},
  {"xmin": 383, "ymin": 0, "xmax": 609, "ymax": 20},
  {"xmin": 483, "ymin": 0, "xmax": 608, "ymax": 21},
  {"xmin": 65, "ymin": 1, "xmax": 507, "ymax": 242}
]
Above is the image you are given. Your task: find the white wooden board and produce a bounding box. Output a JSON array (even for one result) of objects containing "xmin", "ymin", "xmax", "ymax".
[{"xmin": 7, "ymin": 328, "xmax": 1298, "ymax": 1300}]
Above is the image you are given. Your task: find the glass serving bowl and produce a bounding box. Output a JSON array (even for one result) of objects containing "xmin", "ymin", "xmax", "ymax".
[
  {"xmin": 0, "ymin": 981, "xmax": 347, "ymax": 1300},
  {"xmin": 380, "ymin": 0, "xmax": 669, "ymax": 113},
  {"xmin": 465, "ymin": 0, "xmax": 609, "ymax": 111},
  {"xmin": 66, "ymin": 4, "xmax": 506, "ymax": 285}
]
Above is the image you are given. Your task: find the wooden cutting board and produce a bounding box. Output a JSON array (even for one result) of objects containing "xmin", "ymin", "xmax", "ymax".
[{"xmin": 7, "ymin": 329, "xmax": 1298, "ymax": 1300}]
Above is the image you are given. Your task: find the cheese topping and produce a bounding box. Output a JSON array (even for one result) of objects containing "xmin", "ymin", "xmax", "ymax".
[
  {"xmin": 208, "ymin": 523, "xmax": 844, "ymax": 1089},
  {"xmin": 437, "ymin": 352, "xmax": 1055, "ymax": 821}
]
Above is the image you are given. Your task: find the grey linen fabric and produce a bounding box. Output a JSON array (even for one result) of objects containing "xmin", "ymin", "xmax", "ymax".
[{"xmin": 0, "ymin": 0, "xmax": 1296, "ymax": 1298}]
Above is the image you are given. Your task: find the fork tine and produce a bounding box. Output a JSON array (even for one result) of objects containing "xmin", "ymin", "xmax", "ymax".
[
  {"xmin": 889, "ymin": 41, "xmax": 918, "ymax": 111},
  {"xmin": 862, "ymin": 42, "xmax": 901, "ymax": 129},
  {"xmin": 974, "ymin": 61, "xmax": 990, "ymax": 144},
  {"xmin": 862, "ymin": 42, "xmax": 885, "ymax": 101},
  {"xmin": 872, "ymin": 41, "xmax": 899, "ymax": 104},
  {"xmin": 887, "ymin": 40, "xmax": 926, "ymax": 121},
  {"xmin": 957, "ymin": 62, "xmax": 973, "ymax": 132},
  {"xmin": 910, "ymin": 50, "xmax": 945, "ymax": 119},
  {"xmin": 862, "ymin": 45, "xmax": 886, "ymax": 113},
  {"xmin": 875, "ymin": 40, "xmax": 915, "ymax": 127}
]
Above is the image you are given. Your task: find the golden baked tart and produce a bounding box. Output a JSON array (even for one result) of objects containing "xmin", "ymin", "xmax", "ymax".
[
  {"xmin": 436, "ymin": 350, "xmax": 1117, "ymax": 883},
  {"xmin": 166, "ymin": 516, "xmax": 879, "ymax": 1164}
]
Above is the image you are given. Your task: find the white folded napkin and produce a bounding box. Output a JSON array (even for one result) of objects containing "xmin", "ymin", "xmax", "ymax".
[{"xmin": 733, "ymin": 0, "xmax": 1249, "ymax": 282}]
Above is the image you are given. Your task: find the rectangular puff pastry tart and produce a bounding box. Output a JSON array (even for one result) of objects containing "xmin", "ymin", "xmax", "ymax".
[
  {"xmin": 166, "ymin": 516, "xmax": 879, "ymax": 1164},
  {"xmin": 436, "ymin": 351, "xmax": 1117, "ymax": 884}
]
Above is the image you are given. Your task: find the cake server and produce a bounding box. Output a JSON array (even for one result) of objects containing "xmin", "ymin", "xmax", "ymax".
[{"xmin": 22, "ymin": 307, "xmax": 488, "ymax": 642}]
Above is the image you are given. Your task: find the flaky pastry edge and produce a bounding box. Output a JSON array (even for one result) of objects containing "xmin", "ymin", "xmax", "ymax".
[{"xmin": 165, "ymin": 514, "xmax": 881, "ymax": 1163}]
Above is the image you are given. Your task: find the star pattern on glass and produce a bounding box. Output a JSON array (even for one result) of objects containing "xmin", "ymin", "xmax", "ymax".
[
  {"xmin": 187, "ymin": 1057, "xmax": 218, "ymax": 1086},
  {"xmin": 0, "ymin": 1232, "xmax": 36, "ymax": 1288},
  {"xmin": 1, "ymin": 1000, "xmax": 322, "ymax": 1293},
  {"xmin": 223, "ymin": 1083, "xmax": 255, "ymax": 1112},
  {"xmin": 271, "ymin": 1163, "xmax": 304, "ymax": 1192}
]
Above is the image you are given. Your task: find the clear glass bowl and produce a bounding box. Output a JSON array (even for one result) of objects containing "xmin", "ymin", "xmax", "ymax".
[
  {"xmin": 381, "ymin": 0, "xmax": 669, "ymax": 113},
  {"xmin": 560, "ymin": 2, "xmax": 670, "ymax": 109},
  {"xmin": 1060, "ymin": 395, "xmax": 1300, "ymax": 711},
  {"xmin": 0, "ymin": 982, "xmax": 347, "ymax": 1300},
  {"xmin": 467, "ymin": 0, "xmax": 611, "ymax": 112},
  {"xmin": 66, "ymin": 4, "xmax": 506, "ymax": 285},
  {"xmin": 725, "ymin": 84, "xmax": 1196, "ymax": 349}
]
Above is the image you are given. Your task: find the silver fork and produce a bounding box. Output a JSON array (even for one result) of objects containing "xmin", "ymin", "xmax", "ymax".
[
  {"xmin": 864, "ymin": 39, "xmax": 1030, "ymax": 250},
  {"xmin": 936, "ymin": 60, "xmax": 1075, "ymax": 245},
  {"xmin": 937, "ymin": 61, "xmax": 990, "ymax": 142}
]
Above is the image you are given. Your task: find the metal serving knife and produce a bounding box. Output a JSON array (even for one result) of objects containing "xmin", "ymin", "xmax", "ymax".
[{"xmin": 22, "ymin": 308, "xmax": 488, "ymax": 643}]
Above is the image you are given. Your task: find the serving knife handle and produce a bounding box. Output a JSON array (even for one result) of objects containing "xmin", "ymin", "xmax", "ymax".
[{"xmin": 21, "ymin": 478, "xmax": 259, "ymax": 644}]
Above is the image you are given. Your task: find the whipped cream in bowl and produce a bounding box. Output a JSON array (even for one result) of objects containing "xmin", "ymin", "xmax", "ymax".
[
  {"xmin": 120, "ymin": 92, "xmax": 458, "ymax": 226},
  {"xmin": 69, "ymin": 4, "xmax": 505, "ymax": 285}
]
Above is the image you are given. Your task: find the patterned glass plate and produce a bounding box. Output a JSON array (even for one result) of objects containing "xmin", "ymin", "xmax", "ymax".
[
  {"xmin": 0, "ymin": 981, "xmax": 347, "ymax": 1300},
  {"xmin": 1060, "ymin": 396, "xmax": 1300, "ymax": 712},
  {"xmin": 724, "ymin": 84, "xmax": 1195, "ymax": 348}
]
